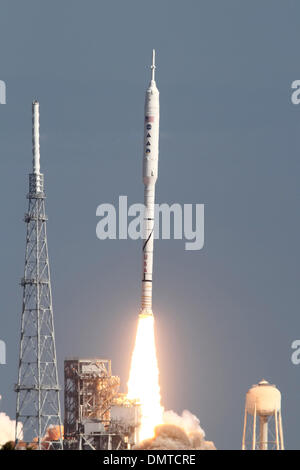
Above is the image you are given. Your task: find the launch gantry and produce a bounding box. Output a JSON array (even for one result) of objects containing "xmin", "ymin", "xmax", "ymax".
[{"xmin": 64, "ymin": 358, "xmax": 140, "ymax": 450}]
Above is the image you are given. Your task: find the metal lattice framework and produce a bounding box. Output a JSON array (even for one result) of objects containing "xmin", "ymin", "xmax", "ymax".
[
  {"xmin": 64, "ymin": 359, "xmax": 140, "ymax": 450},
  {"xmin": 64, "ymin": 358, "xmax": 120, "ymax": 440},
  {"xmin": 15, "ymin": 101, "xmax": 63, "ymax": 450}
]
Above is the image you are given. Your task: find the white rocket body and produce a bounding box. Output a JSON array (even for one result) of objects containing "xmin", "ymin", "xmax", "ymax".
[{"xmin": 140, "ymin": 50, "xmax": 160, "ymax": 316}]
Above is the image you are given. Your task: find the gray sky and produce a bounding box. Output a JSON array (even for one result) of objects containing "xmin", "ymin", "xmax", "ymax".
[{"xmin": 0, "ymin": 0, "xmax": 299, "ymax": 449}]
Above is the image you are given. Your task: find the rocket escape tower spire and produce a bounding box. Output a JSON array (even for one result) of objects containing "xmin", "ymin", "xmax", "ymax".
[
  {"xmin": 15, "ymin": 101, "xmax": 63, "ymax": 450},
  {"xmin": 151, "ymin": 49, "xmax": 156, "ymax": 81}
]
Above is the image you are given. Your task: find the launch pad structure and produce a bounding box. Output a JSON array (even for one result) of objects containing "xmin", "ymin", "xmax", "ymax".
[{"xmin": 64, "ymin": 358, "xmax": 141, "ymax": 450}]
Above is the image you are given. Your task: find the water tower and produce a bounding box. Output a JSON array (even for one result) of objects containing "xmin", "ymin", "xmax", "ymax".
[{"xmin": 242, "ymin": 379, "xmax": 284, "ymax": 450}]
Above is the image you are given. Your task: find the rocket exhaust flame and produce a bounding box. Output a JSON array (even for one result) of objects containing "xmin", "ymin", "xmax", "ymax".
[
  {"xmin": 127, "ymin": 314, "xmax": 163, "ymax": 442},
  {"xmin": 127, "ymin": 50, "xmax": 162, "ymax": 442}
]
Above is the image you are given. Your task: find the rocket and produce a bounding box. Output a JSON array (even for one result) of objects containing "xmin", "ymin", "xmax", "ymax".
[{"xmin": 140, "ymin": 50, "xmax": 160, "ymax": 317}]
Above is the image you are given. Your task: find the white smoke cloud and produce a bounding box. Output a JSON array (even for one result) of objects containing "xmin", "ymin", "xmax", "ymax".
[
  {"xmin": 163, "ymin": 409, "xmax": 205, "ymax": 435},
  {"xmin": 0, "ymin": 395, "xmax": 23, "ymax": 447},
  {"xmin": 135, "ymin": 409, "xmax": 216, "ymax": 450},
  {"xmin": 0, "ymin": 412, "xmax": 22, "ymax": 447}
]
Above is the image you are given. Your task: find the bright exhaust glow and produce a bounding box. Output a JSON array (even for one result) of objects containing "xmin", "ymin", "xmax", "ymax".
[{"xmin": 127, "ymin": 314, "xmax": 163, "ymax": 442}]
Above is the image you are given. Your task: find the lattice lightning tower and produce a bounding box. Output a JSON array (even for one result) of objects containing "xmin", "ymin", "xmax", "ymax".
[{"xmin": 15, "ymin": 101, "xmax": 63, "ymax": 450}]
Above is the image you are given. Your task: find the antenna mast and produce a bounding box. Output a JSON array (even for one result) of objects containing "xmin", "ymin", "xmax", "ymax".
[{"xmin": 15, "ymin": 101, "xmax": 63, "ymax": 450}]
